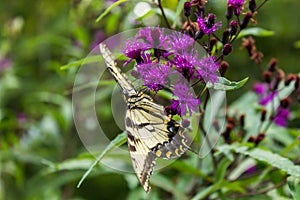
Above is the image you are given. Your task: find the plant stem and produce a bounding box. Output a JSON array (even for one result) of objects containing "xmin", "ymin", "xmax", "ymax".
[
  {"xmin": 157, "ymin": 0, "xmax": 171, "ymax": 29},
  {"xmin": 256, "ymin": 0, "xmax": 269, "ymax": 12}
]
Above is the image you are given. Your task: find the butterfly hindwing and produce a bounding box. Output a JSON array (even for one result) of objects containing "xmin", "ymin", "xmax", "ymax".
[{"xmin": 125, "ymin": 114, "xmax": 156, "ymax": 192}]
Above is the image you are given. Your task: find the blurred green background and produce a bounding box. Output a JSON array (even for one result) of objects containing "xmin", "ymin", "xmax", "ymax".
[{"xmin": 0, "ymin": 0, "xmax": 299, "ymax": 199}]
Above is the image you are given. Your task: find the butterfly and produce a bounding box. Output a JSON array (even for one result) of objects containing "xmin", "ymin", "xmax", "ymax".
[{"xmin": 99, "ymin": 43, "xmax": 189, "ymax": 192}]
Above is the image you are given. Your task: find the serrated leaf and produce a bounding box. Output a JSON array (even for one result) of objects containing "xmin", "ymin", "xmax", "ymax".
[
  {"xmin": 207, "ymin": 77, "xmax": 248, "ymax": 91},
  {"xmin": 218, "ymin": 144, "xmax": 300, "ymax": 178},
  {"xmin": 77, "ymin": 132, "xmax": 127, "ymax": 187},
  {"xmin": 238, "ymin": 27, "xmax": 275, "ymax": 38},
  {"xmin": 96, "ymin": 0, "xmax": 128, "ymax": 22},
  {"xmin": 288, "ymin": 176, "xmax": 300, "ymax": 200}
]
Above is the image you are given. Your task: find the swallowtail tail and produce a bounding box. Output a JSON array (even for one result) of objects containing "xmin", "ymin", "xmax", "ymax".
[{"xmin": 99, "ymin": 43, "xmax": 189, "ymax": 192}]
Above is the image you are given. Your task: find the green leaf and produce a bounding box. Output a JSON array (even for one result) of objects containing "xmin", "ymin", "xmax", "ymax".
[
  {"xmin": 136, "ymin": 10, "xmax": 155, "ymax": 21},
  {"xmin": 218, "ymin": 144, "xmax": 300, "ymax": 178},
  {"xmin": 77, "ymin": 132, "xmax": 127, "ymax": 188},
  {"xmin": 288, "ymin": 176, "xmax": 300, "ymax": 200},
  {"xmin": 171, "ymin": 160, "xmax": 213, "ymax": 182},
  {"xmin": 172, "ymin": 0, "xmax": 185, "ymax": 27},
  {"xmin": 105, "ymin": 12, "xmax": 120, "ymax": 35},
  {"xmin": 191, "ymin": 183, "xmax": 221, "ymax": 200},
  {"xmin": 207, "ymin": 77, "xmax": 249, "ymax": 91},
  {"xmin": 215, "ymin": 158, "xmax": 232, "ymax": 183},
  {"xmin": 60, "ymin": 55, "xmax": 101, "ymax": 70},
  {"xmin": 151, "ymin": 174, "xmax": 184, "ymax": 199},
  {"xmin": 294, "ymin": 40, "xmax": 300, "ymax": 48},
  {"xmin": 96, "ymin": 0, "xmax": 128, "ymax": 22},
  {"xmin": 238, "ymin": 27, "xmax": 275, "ymax": 38}
]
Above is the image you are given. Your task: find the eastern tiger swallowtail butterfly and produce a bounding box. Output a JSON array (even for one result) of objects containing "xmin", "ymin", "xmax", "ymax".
[{"xmin": 99, "ymin": 43, "xmax": 189, "ymax": 192}]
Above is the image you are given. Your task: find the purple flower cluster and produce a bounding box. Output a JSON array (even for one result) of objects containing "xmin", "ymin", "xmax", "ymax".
[
  {"xmin": 197, "ymin": 13, "xmax": 222, "ymax": 35},
  {"xmin": 253, "ymin": 82, "xmax": 291, "ymax": 127},
  {"xmin": 273, "ymin": 108, "xmax": 290, "ymax": 127},
  {"xmin": 122, "ymin": 27, "xmax": 220, "ymax": 115},
  {"xmin": 228, "ymin": 0, "xmax": 245, "ymax": 15},
  {"xmin": 253, "ymin": 83, "xmax": 278, "ymax": 106}
]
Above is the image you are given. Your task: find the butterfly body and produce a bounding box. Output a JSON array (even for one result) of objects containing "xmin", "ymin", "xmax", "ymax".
[{"xmin": 99, "ymin": 44, "xmax": 188, "ymax": 192}]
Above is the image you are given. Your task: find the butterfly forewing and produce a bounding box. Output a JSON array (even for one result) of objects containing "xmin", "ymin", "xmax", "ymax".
[
  {"xmin": 99, "ymin": 44, "xmax": 137, "ymax": 97},
  {"xmin": 99, "ymin": 43, "xmax": 189, "ymax": 192}
]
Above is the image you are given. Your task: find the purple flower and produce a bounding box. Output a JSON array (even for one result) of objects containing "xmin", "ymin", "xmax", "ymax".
[
  {"xmin": 273, "ymin": 108, "xmax": 290, "ymax": 127},
  {"xmin": 136, "ymin": 27, "xmax": 169, "ymax": 49},
  {"xmin": 228, "ymin": 0, "xmax": 245, "ymax": 15},
  {"xmin": 253, "ymin": 83, "xmax": 268, "ymax": 95},
  {"xmin": 245, "ymin": 165, "xmax": 256, "ymax": 174},
  {"xmin": 195, "ymin": 56, "xmax": 219, "ymax": 83},
  {"xmin": 168, "ymin": 32, "xmax": 195, "ymax": 53},
  {"xmin": 17, "ymin": 113, "xmax": 27, "ymax": 124},
  {"xmin": 168, "ymin": 99, "xmax": 182, "ymax": 115},
  {"xmin": 171, "ymin": 82, "xmax": 200, "ymax": 116},
  {"xmin": 122, "ymin": 39, "xmax": 150, "ymax": 66},
  {"xmin": 259, "ymin": 92, "xmax": 278, "ymax": 106},
  {"xmin": 197, "ymin": 13, "xmax": 222, "ymax": 34},
  {"xmin": 0, "ymin": 57, "xmax": 12, "ymax": 73},
  {"xmin": 172, "ymin": 52, "xmax": 199, "ymax": 81},
  {"xmin": 135, "ymin": 57, "xmax": 171, "ymax": 92},
  {"xmin": 253, "ymin": 83, "xmax": 278, "ymax": 106}
]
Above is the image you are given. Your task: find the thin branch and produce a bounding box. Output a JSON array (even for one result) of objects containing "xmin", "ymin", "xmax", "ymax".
[
  {"xmin": 157, "ymin": 0, "xmax": 171, "ymax": 29},
  {"xmin": 256, "ymin": 0, "xmax": 269, "ymax": 12}
]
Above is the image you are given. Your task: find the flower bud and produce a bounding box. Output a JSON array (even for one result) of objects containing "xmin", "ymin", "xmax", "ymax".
[
  {"xmin": 226, "ymin": 5, "xmax": 234, "ymax": 20},
  {"xmin": 260, "ymin": 109, "xmax": 267, "ymax": 122},
  {"xmin": 285, "ymin": 74, "xmax": 295, "ymax": 86},
  {"xmin": 240, "ymin": 114, "xmax": 245, "ymax": 128},
  {"xmin": 227, "ymin": 117, "xmax": 236, "ymax": 126},
  {"xmin": 222, "ymin": 29, "xmax": 230, "ymax": 44},
  {"xmin": 249, "ymin": 0, "xmax": 256, "ymax": 13},
  {"xmin": 255, "ymin": 132, "xmax": 265, "ymax": 145},
  {"xmin": 184, "ymin": 2, "xmax": 192, "ymax": 17},
  {"xmin": 240, "ymin": 12, "xmax": 252, "ymax": 29},
  {"xmin": 295, "ymin": 75, "xmax": 300, "ymax": 90},
  {"xmin": 229, "ymin": 20, "xmax": 239, "ymax": 36},
  {"xmin": 210, "ymin": 37, "xmax": 217, "ymax": 46},
  {"xmin": 247, "ymin": 136, "xmax": 255, "ymax": 143},
  {"xmin": 222, "ymin": 123, "xmax": 233, "ymax": 144},
  {"xmin": 219, "ymin": 61, "xmax": 229, "ymax": 76},
  {"xmin": 274, "ymin": 69, "xmax": 284, "ymax": 90},
  {"xmin": 207, "ymin": 13, "xmax": 216, "ymax": 28},
  {"xmin": 268, "ymin": 58, "xmax": 278, "ymax": 72},
  {"xmin": 222, "ymin": 43, "xmax": 233, "ymax": 55},
  {"xmin": 280, "ymin": 98, "xmax": 291, "ymax": 109},
  {"xmin": 263, "ymin": 71, "xmax": 272, "ymax": 83}
]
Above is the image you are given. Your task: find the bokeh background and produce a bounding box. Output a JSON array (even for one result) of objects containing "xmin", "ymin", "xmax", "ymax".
[{"xmin": 1, "ymin": 0, "xmax": 299, "ymax": 199}]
